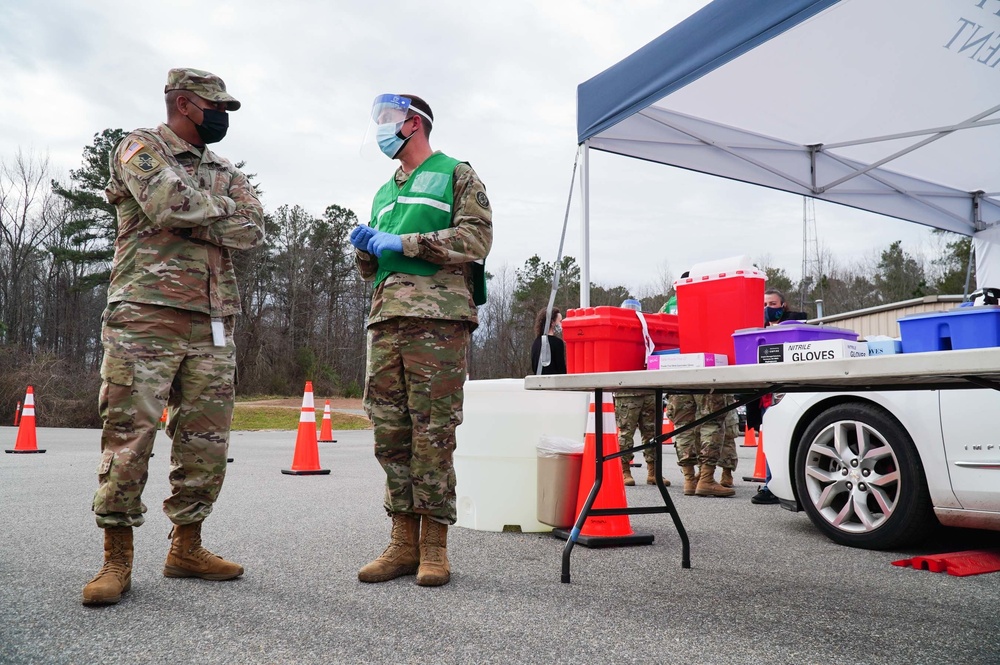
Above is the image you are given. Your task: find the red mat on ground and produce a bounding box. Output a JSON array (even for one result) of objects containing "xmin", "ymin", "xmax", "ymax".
[{"xmin": 891, "ymin": 549, "xmax": 1000, "ymax": 577}]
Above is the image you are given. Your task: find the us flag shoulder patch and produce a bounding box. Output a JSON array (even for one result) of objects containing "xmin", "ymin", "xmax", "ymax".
[{"xmin": 120, "ymin": 140, "xmax": 143, "ymax": 164}]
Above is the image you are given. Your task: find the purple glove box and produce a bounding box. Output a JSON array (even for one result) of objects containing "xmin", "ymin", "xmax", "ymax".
[{"xmin": 731, "ymin": 323, "xmax": 859, "ymax": 365}]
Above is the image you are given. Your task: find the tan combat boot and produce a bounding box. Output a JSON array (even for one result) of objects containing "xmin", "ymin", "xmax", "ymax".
[
  {"xmin": 82, "ymin": 526, "xmax": 133, "ymax": 606},
  {"xmin": 695, "ymin": 464, "xmax": 735, "ymax": 498},
  {"xmin": 646, "ymin": 462, "xmax": 671, "ymax": 487},
  {"xmin": 622, "ymin": 457, "xmax": 635, "ymax": 486},
  {"xmin": 163, "ymin": 522, "xmax": 244, "ymax": 580},
  {"xmin": 720, "ymin": 468, "xmax": 734, "ymax": 488},
  {"xmin": 416, "ymin": 515, "xmax": 450, "ymax": 587},
  {"xmin": 358, "ymin": 513, "xmax": 420, "ymax": 583},
  {"xmin": 680, "ymin": 465, "xmax": 699, "ymax": 496}
]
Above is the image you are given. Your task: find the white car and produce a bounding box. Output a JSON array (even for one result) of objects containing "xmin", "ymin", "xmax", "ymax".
[{"xmin": 762, "ymin": 389, "xmax": 1000, "ymax": 549}]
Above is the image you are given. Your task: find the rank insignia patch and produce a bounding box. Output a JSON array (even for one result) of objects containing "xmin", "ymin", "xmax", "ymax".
[{"xmin": 476, "ymin": 191, "xmax": 490, "ymax": 209}]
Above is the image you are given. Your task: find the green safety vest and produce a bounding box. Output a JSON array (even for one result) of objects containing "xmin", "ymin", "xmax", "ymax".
[
  {"xmin": 661, "ymin": 294, "xmax": 677, "ymax": 315},
  {"xmin": 370, "ymin": 152, "xmax": 461, "ymax": 288}
]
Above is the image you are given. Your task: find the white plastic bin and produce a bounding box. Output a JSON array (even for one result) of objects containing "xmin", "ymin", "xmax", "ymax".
[{"xmin": 454, "ymin": 379, "xmax": 589, "ymax": 532}]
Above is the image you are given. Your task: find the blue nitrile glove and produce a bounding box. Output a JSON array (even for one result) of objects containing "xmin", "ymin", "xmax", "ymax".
[
  {"xmin": 349, "ymin": 225, "xmax": 376, "ymax": 251},
  {"xmin": 367, "ymin": 230, "xmax": 403, "ymax": 257}
]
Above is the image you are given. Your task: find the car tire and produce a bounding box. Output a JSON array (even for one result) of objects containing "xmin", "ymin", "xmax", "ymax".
[{"xmin": 793, "ymin": 402, "xmax": 935, "ymax": 550}]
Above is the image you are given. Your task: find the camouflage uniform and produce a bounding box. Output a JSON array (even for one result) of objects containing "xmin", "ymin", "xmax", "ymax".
[
  {"xmin": 667, "ymin": 393, "xmax": 729, "ymax": 467},
  {"xmin": 613, "ymin": 392, "xmax": 659, "ymax": 470},
  {"xmin": 356, "ymin": 157, "xmax": 492, "ymax": 525},
  {"xmin": 720, "ymin": 404, "xmax": 740, "ymax": 472},
  {"xmin": 94, "ymin": 102, "xmax": 264, "ymax": 528}
]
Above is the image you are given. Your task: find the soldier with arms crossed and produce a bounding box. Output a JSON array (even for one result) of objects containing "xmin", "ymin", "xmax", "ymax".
[{"xmin": 82, "ymin": 68, "xmax": 264, "ymax": 606}]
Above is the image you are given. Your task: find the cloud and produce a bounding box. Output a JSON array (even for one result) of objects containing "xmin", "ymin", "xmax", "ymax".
[{"xmin": 0, "ymin": 0, "xmax": 947, "ymax": 294}]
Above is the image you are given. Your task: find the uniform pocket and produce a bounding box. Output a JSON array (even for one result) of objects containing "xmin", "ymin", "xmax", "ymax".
[
  {"xmin": 430, "ymin": 365, "xmax": 466, "ymax": 431},
  {"xmin": 100, "ymin": 353, "xmax": 135, "ymax": 431},
  {"xmin": 96, "ymin": 449, "xmax": 114, "ymax": 477},
  {"xmin": 101, "ymin": 353, "xmax": 134, "ymax": 386},
  {"xmin": 101, "ymin": 301, "xmax": 122, "ymax": 325}
]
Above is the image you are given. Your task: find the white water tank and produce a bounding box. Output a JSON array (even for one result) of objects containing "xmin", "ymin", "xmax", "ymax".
[{"xmin": 454, "ymin": 378, "xmax": 589, "ymax": 532}]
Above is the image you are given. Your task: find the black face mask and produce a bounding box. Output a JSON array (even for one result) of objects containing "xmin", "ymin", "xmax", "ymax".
[{"xmin": 188, "ymin": 102, "xmax": 229, "ymax": 144}]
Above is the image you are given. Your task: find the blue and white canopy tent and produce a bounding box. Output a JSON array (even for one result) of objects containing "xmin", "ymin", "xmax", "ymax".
[{"xmin": 574, "ymin": 0, "xmax": 1000, "ymax": 305}]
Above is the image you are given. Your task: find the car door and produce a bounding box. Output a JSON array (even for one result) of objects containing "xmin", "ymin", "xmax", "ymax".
[{"xmin": 938, "ymin": 389, "xmax": 1000, "ymax": 511}]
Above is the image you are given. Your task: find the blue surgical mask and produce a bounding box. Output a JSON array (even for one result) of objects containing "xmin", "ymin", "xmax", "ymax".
[
  {"xmin": 376, "ymin": 123, "xmax": 410, "ymax": 159},
  {"xmin": 764, "ymin": 306, "xmax": 784, "ymax": 323}
]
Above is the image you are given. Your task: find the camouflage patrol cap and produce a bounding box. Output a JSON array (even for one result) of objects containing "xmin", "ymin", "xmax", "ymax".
[{"xmin": 164, "ymin": 68, "xmax": 241, "ymax": 111}]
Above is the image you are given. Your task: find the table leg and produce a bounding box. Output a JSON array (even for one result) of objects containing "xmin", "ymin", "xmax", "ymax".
[
  {"xmin": 560, "ymin": 387, "xmax": 607, "ymax": 583},
  {"xmin": 654, "ymin": 388, "xmax": 691, "ymax": 568}
]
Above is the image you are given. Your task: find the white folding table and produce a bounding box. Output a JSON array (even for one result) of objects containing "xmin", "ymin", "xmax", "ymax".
[{"xmin": 524, "ymin": 348, "xmax": 1000, "ymax": 583}]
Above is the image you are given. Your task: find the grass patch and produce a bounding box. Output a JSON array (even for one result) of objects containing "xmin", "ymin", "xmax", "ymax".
[
  {"xmin": 232, "ymin": 405, "xmax": 370, "ymax": 431},
  {"xmin": 235, "ymin": 394, "xmax": 289, "ymax": 402}
]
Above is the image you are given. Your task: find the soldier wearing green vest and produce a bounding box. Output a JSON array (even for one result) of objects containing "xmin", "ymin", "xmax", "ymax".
[{"xmin": 350, "ymin": 94, "xmax": 492, "ymax": 587}]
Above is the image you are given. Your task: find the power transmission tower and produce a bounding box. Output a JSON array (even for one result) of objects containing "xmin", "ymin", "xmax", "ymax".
[{"xmin": 799, "ymin": 196, "xmax": 821, "ymax": 311}]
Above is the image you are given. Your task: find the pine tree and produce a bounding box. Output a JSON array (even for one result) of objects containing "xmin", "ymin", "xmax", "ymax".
[
  {"xmin": 49, "ymin": 128, "xmax": 126, "ymax": 290},
  {"xmin": 874, "ymin": 240, "xmax": 926, "ymax": 302}
]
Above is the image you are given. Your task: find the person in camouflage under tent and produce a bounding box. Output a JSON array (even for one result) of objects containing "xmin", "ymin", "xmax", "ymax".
[
  {"xmin": 669, "ymin": 394, "xmax": 741, "ymax": 490},
  {"xmin": 351, "ymin": 94, "xmax": 492, "ymax": 587},
  {"xmin": 614, "ymin": 391, "xmax": 671, "ymax": 487},
  {"xmin": 82, "ymin": 68, "xmax": 264, "ymax": 606},
  {"xmin": 667, "ymin": 394, "xmax": 736, "ymax": 498},
  {"xmin": 719, "ymin": 403, "xmax": 741, "ymax": 488}
]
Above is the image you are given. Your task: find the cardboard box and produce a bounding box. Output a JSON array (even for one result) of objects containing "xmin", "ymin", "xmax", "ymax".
[
  {"xmin": 866, "ymin": 338, "xmax": 902, "ymax": 356},
  {"xmin": 732, "ymin": 323, "xmax": 858, "ymax": 365},
  {"xmin": 536, "ymin": 453, "xmax": 582, "ymax": 528},
  {"xmin": 758, "ymin": 339, "xmax": 869, "ymax": 364},
  {"xmin": 647, "ymin": 353, "xmax": 729, "ymax": 370}
]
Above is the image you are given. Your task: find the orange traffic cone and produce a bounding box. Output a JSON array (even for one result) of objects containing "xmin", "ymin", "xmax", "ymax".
[
  {"xmin": 148, "ymin": 406, "xmax": 169, "ymax": 459},
  {"xmin": 661, "ymin": 408, "xmax": 674, "ymax": 445},
  {"xmin": 6, "ymin": 386, "xmax": 44, "ymax": 454},
  {"xmin": 13, "ymin": 400, "xmax": 21, "ymax": 427},
  {"xmin": 742, "ymin": 426, "xmax": 757, "ymax": 447},
  {"xmin": 318, "ymin": 400, "xmax": 336, "ymax": 443},
  {"xmin": 281, "ymin": 381, "xmax": 330, "ymax": 476},
  {"xmin": 743, "ymin": 429, "xmax": 767, "ymax": 483},
  {"xmin": 553, "ymin": 393, "xmax": 653, "ymax": 547}
]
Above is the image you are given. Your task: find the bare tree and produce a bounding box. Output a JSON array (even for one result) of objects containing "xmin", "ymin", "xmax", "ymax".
[
  {"xmin": 0, "ymin": 151, "xmax": 62, "ymax": 348},
  {"xmin": 470, "ymin": 263, "xmax": 520, "ymax": 378},
  {"xmin": 634, "ymin": 260, "xmax": 675, "ymax": 312}
]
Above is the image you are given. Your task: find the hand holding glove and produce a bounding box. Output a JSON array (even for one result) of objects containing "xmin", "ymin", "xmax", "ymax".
[
  {"xmin": 349, "ymin": 225, "xmax": 376, "ymax": 251},
  {"xmin": 366, "ymin": 230, "xmax": 403, "ymax": 257}
]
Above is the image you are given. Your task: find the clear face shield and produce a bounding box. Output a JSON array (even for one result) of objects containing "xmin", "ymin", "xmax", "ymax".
[{"xmin": 361, "ymin": 94, "xmax": 428, "ymax": 159}]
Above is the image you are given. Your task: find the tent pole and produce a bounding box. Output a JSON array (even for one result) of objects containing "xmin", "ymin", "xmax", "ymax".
[
  {"xmin": 580, "ymin": 141, "xmax": 591, "ymax": 307},
  {"xmin": 967, "ymin": 191, "xmax": 982, "ymax": 298}
]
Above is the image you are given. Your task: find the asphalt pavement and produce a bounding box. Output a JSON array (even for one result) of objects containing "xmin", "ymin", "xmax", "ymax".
[{"xmin": 2, "ymin": 427, "xmax": 999, "ymax": 665}]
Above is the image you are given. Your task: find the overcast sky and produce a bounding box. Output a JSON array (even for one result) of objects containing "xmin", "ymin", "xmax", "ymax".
[{"xmin": 1, "ymin": 0, "xmax": 943, "ymax": 298}]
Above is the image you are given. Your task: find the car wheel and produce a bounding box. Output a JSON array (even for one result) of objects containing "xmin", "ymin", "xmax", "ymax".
[{"xmin": 793, "ymin": 402, "xmax": 935, "ymax": 550}]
